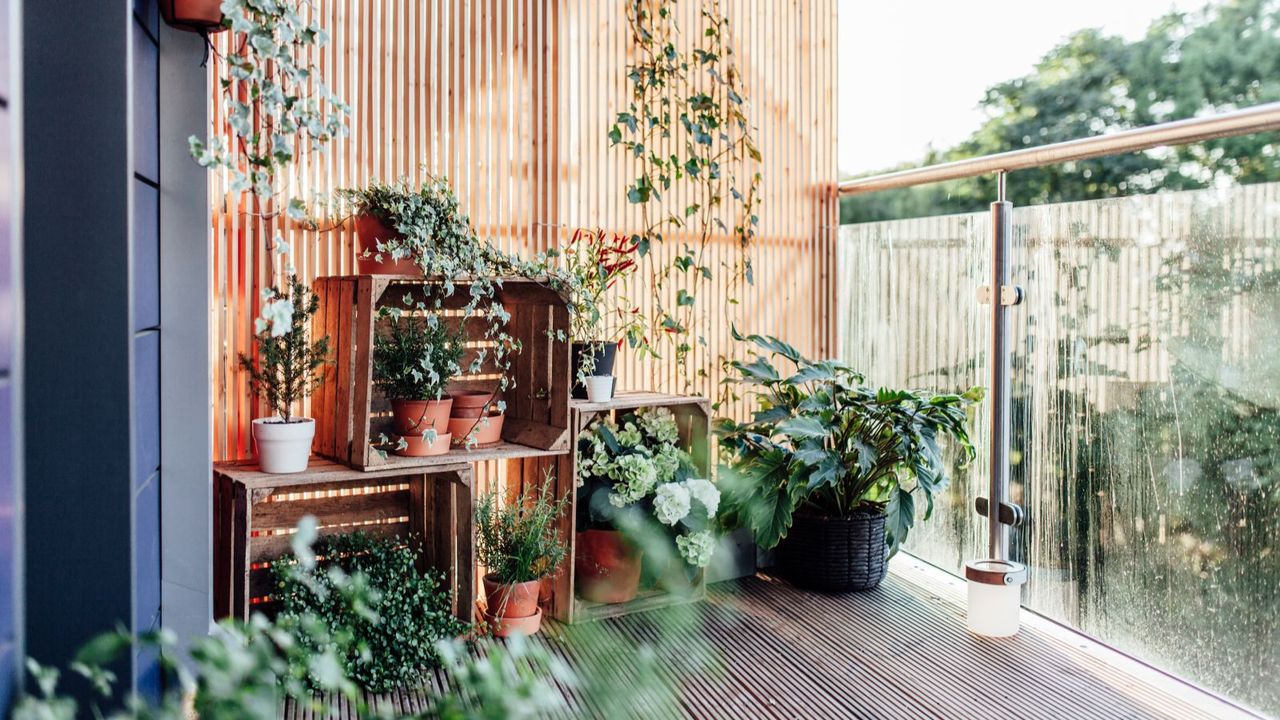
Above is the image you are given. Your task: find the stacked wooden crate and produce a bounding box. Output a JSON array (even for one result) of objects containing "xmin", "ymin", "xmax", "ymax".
[
  {"xmin": 214, "ymin": 273, "xmax": 575, "ymax": 622},
  {"xmin": 511, "ymin": 392, "xmax": 712, "ymax": 624}
]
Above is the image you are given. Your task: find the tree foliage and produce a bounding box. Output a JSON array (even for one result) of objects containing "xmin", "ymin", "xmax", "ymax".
[{"xmin": 841, "ymin": 0, "xmax": 1280, "ymax": 223}]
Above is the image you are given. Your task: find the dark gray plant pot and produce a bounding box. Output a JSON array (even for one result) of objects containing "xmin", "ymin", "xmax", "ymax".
[
  {"xmin": 776, "ymin": 508, "xmax": 888, "ymax": 592},
  {"xmin": 707, "ymin": 527, "xmax": 759, "ymax": 584}
]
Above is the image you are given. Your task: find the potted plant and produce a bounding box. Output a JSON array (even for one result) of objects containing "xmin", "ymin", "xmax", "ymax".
[
  {"xmin": 447, "ymin": 389, "xmax": 506, "ymax": 448},
  {"xmin": 160, "ymin": 0, "xmax": 227, "ymax": 33},
  {"xmin": 575, "ymin": 407, "xmax": 718, "ymax": 603},
  {"xmin": 373, "ymin": 312, "xmax": 465, "ymax": 456},
  {"xmin": 474, "ymin": 478, "xmax": 569, "ymax": 637},
  {"xmin": 238, "ymin": 275, "xmax": 330, "ymax": 474},
  {"xmin": 717, "ymin": 330, "xmax": 981, "ymax": 591},
  {"xmin": 339, "ymin": 176, "xmax": 476, "ymax": 276},
  {"xmin": 558, "ymin": 228, "xmax": 648, "ymax": 400}
]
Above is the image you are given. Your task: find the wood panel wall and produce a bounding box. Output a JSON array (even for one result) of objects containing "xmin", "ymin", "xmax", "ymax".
[{"xmin": 210, "ymin": 0, "xmax": 838, "ymax": 462}]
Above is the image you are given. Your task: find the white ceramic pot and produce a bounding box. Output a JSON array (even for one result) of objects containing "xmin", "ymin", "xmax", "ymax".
[
  {"xmin": 252, "ymin": 417, "xmax": 315, "ymax": 474},
  {"xmin": 584, "ymin": 375, "xmax": 614, "ymax": 402}
]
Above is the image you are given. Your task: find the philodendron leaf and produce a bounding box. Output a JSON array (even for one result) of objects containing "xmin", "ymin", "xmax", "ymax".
[
  {"xmin": 734, "ymin": 357, "xmax": 780, "ymax": 383},
  {"xmin": 884, "ymin": 488, "xmax": 914, "ymax": 557},
  {"xmin": 784, "ymin": 360, "xmax": 849, "ymax": 385},
  {"xmin": 806, "ymin": 453, "xmax": 843, "ymax": 491},
  {"xmin": 776, "ymin": 415, "xmax": 828, "ymax": 440}
]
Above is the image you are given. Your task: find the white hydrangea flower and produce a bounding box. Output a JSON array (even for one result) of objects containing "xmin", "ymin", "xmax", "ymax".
[
  {"xmin": 616, "ymin": 422, "xmax": 643, "ymax": 448},
  {"xmin": 609, "ymin": 454, "xmax": 657, "ymax": 505},
  {"xmin": 636, "ymin": 406, "xmax": 680, "ymax": 444},
  {"xmin": 676, "ymin": 530, "xmax": 716, "ymax": 568},
  {"xmin": 653, "ymin": 482, "xmax": 691, "ymax": 526},
  {"xmin": 683, "ymin": 478, "xmax": 720, "ymax": 519}
]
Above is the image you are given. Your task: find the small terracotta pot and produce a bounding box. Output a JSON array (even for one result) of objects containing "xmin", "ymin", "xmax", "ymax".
[
  {"xmin": 575, "ymin": 529, "xmax": 643, "ymax": 604},
  {"xmin": 483, "ymin": 575, "xmax": 542, "ymax": 619},
  {"xmin": 355, "ymin": 213, "xmax": 421, "ymax": 276},
  {"xmin": 390, "ymin": 398, "xmax": 452, "ymax": 436},
  {"xmin": 451, "ymin": 390, "xmax": 495, "ymax": 410},
  {"xmin": 160, "ymin": 0, "xmax": 226, "ymax": 32},
  {"xmin": 448, "ymin": 412, "xmax": 504, "ymax": 447},
  {"xmin": 482, "ymin": 606, "xmax": 543, "ymax": 638},
  {"xmin": 395, "ymin": 431, "xmax": 452, "ymax": 457}
]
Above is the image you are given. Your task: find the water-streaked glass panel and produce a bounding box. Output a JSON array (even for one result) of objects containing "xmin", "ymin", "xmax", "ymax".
[{"xmin": 838, "ymin": 182, "xmax": 1280, "ymax": 716}]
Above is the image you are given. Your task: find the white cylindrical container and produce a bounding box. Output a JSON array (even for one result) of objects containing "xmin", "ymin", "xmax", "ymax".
[
  {"xmin": 252, "ymin": 417, "xmax": 315, "ymax": 474},
  {"xmin": 584, "ymin": 375, "xmax": 614, "ymax": 402},
  {"xmin": 965, "ymin": 559, "xmax": 1026, "ymax": 637}
]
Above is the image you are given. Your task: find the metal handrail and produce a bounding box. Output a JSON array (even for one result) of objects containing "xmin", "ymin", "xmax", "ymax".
[{"xmin": 838, "ymin": 101, "xmax": 1280, "ymax": 196}]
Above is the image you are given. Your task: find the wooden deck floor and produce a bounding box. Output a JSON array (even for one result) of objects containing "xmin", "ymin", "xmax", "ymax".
[{"xmin": 288, "ymin": 556, "xmax": 1260, "ymax": 719}]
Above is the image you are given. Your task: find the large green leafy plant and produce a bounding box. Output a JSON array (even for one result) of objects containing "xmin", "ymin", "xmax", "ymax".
[
  {"xmin": 475, "ymin": 477, "xmax": 570, "ymax": 585},
  {"xmin": 577, "ymin": 407, "xmax": 720, "ymax": 570},
  {"xmin": 272, "ymin": 531, "xmax": 471, "ymax": 693},
  {"xmin": 717, "ymin": 331, "xmax": 981, "ymax": 554},
  {"xmin": 238, "ymin": 274, "xmax": 330, "ymax": 422}
]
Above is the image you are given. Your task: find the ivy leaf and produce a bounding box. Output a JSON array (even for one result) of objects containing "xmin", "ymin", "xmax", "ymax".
[{"xmin": 676, "ymin": 289, "xmax": 695, "ymax": 307}]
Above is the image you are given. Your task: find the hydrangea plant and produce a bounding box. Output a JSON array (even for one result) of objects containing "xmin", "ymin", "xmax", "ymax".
[{"xmin": 577, "ymin": 407, "xmax": 720, "ymax": 569}]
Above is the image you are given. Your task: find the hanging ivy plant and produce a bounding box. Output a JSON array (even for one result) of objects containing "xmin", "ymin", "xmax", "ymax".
[
  {"xmin": 610, "ymin": 0, "xmax": 763, "ymax": 394},
  {"xmin": 190, "ymin": 0, "xmax": 349, "ymax": 221}
]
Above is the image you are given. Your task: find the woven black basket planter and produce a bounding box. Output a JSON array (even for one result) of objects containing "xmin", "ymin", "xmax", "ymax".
[{"xmin": 776, "ymin": 508, "xmax": 888, "ymax": 592}]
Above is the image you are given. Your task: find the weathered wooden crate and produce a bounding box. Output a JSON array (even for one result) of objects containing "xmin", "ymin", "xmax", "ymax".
[
  {"xmin": 311, "ymin": 274, "xmax": 571, "ymax": 471},
  {"xmin": 213, "ymin": 459, "xmax": 475, "ymax": 622},
  {"xmin": 510, "ymin": 392, "xmax": 712, "ymax": 623}
]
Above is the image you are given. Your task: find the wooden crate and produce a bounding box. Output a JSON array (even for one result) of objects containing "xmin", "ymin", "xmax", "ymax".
[
  {"xmin": 511, "ymin": 392, "xmax": 712, "ymax": 623},
  {"xmin": 213, "ymin": 458, "xmax": 475, "ymax": 623},
  {"xmin": 311, "ymin": 274, "xmax": 572, "ymax": 471}
]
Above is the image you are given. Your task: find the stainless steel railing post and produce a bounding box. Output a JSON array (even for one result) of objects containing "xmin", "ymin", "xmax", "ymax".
[{"xmin": 988, "ymin": 172, "xmax": 1012, "ymax": 562}]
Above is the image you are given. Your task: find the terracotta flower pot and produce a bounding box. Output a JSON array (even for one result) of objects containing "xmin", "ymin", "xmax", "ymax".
[
  {"xmin": 395, "ymin": 431, "xmax": 451, "ymax": 457},
  {"xmin": 482, "ymin": 606, "xmax": 543, "ymax": 638},
  {"xmin": 160, "ymin": 0, "xmax": 227, "ymax": 33},
  {"xmin": 482, "ymin": 575, "xmax": 541, "ymax": 619},
  {"xmin": 355, "ymin": 213, "xmax": 422, "ymax": 276},
  {"xmin": 447, "ymin": 412, "xmax": 504, "ymax": 447},
  {"xmin": 575, "ymin": 529, "xmax": 643, "ymax": 604},
  {"xmin": 390, "ymin": 398, "xmax": 452, "ymax": 436},
  {"xmin": 451, "ymin": 390, "xmax": 494, "ymax": 411}
]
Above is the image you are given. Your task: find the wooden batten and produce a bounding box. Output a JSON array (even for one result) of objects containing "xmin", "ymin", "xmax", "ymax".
[{"xmin": 312, "ymin": 274, "xmax": 572, "ymax": 471}]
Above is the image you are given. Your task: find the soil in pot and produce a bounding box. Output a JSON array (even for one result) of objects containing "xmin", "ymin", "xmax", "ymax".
[
  {"xmin": 775, "ymin": 507, "xmax": 888, "ymax": 592},
  {"xmin": 355, "ymin": 213, "xmax": 422, "ymax": 276},
  {"xmin": 571, "ymin": 342, "xmax": 617, "ymax": 399},
  {"xmin": 575, "ymin": 529, "xmax": 643, "ymax": 604},
  {"xmin": 252, "ymin": 417, "xmax": 315, "ymax": 474},
  {"xmin": 447, "ymin": 412, "xmax": 504, "ymax": 447},
  {"xmin": 482, "ymin": 575, "xmax": 541, "ymax": 619}
]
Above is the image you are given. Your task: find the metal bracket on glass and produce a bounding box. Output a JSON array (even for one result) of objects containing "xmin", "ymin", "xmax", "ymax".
[
  {"xmin": 976, "ymin": 285, "xmax": 1024, "ymax": 306},
  {"xmin": 975, "ymin": 497, "xmax": 1025, "ymax": 527}
]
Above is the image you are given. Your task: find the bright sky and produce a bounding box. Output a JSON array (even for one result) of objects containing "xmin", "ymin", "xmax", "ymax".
[{"xmin": 838, "ymin": 0, "xmax": 1211, "ymax": 175}]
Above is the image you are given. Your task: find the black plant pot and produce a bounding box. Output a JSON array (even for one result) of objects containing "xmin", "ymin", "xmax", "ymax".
[
  {"xmin": 776, "ymin": 508, "xmax": 888, "ymax": 592},
  {"xmin": 571, "ymin": 342, "xmax": 618, "ymax": 399}
]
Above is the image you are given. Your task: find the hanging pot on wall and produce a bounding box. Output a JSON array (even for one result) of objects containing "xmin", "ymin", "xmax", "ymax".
[
  {"xmin": 355, "ymin": 213, "xmax": 422, "ymax": 276},
  {"xmin": 775, "ymin": 507, "xmax": 888, "ymax": 592},
  {"xmin": 159, "ymin": 0, "xmax": 228, "ymax": 33},
  {"xmin": 571, "ymin": 341, "xmax": 618, "ymax": 400},
  {"xmin": 252, "ymin": 417, "xmax": 315, "ymax": 474}
]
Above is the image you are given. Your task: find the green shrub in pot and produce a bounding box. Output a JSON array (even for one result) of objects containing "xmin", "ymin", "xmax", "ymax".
[{"xmin": 717, "ymin": 329, "xmax": 981, "ymax": 591}]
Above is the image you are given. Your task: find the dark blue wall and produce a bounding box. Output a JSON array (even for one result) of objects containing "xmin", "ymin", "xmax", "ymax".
[
  {"xmin": 0, "ymin": 0, "xmax": 19, "ymax": 709},
  {"xmin": 22, "ymin": 0, "xmax": 162, "ymax": 703},
  {"xmin": 133, "ymin": 0, "xmax": 163, "ymax": 700}
]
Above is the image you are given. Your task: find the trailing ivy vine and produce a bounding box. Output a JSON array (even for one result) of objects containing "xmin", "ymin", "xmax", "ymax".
[{"xmin": 610, "ymin": 0, "xmax": 762, "ymax": 394}]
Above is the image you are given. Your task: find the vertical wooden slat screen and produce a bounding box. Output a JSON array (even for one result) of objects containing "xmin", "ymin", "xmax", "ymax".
[{"xmin": 210, "ymin": 0, "xmax": 838, "ymax": 462}]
